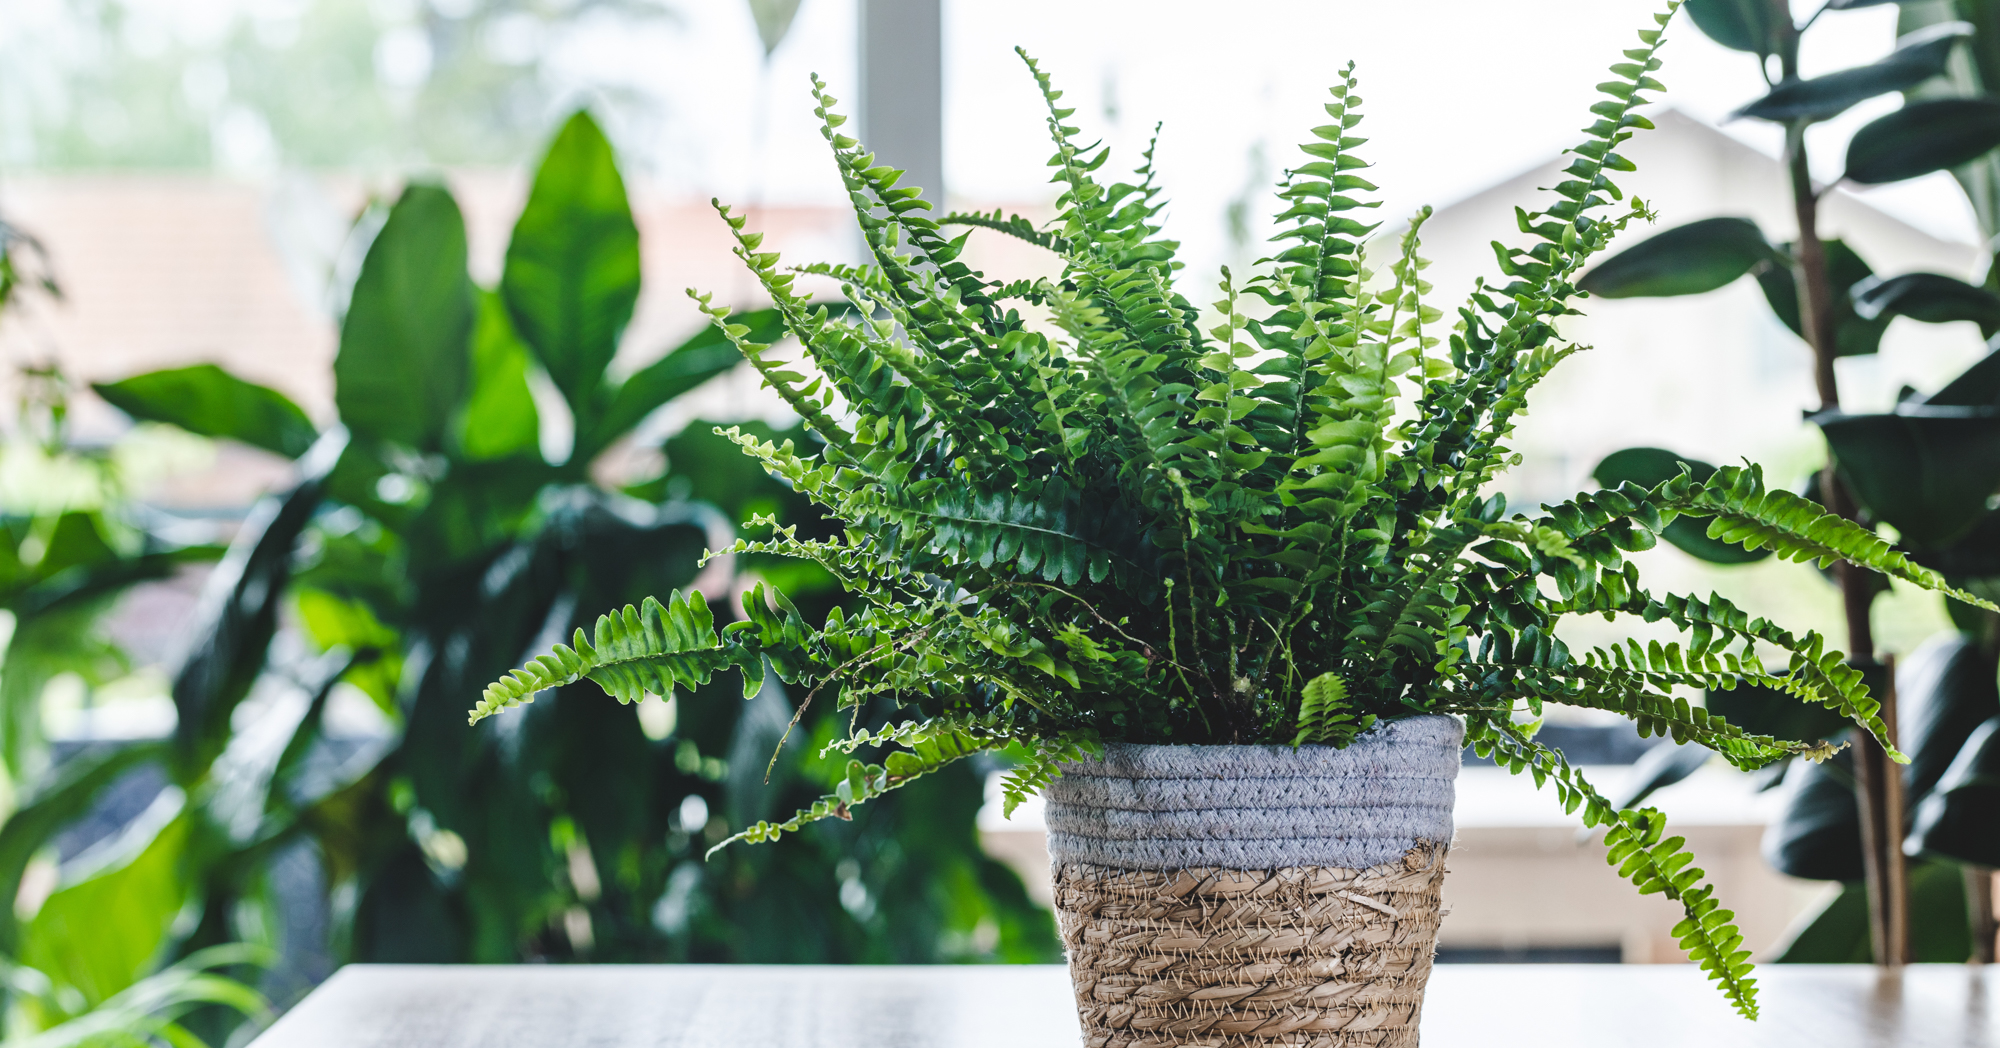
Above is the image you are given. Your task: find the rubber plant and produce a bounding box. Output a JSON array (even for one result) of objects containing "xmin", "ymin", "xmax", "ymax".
[
  {"xmin": 1578, "ymin": 0, "xmax": 2000, "ymax": 964},
  {"xmin": 474, "ymin": 4, "xmax": 1989, "ymax": 1026}
]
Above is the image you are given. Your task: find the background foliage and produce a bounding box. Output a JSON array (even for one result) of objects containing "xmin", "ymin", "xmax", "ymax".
[
  {"xmin": 1580, "ymin": 0, "xmax": 2000, "ymax": 963},
  {"xmin": 0, "ymin": 107, "xmax": 1055, "ymax": 1046}
]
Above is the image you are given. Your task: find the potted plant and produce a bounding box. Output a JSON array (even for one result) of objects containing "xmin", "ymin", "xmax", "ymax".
[{"xmin": 472, "ymin": 3, "xmax": 1988, "ymax": 1036}]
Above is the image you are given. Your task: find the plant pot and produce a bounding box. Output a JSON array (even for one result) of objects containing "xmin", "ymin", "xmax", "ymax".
[{"xmin": 1045, "ymin": 715, "xmax": 1463, "ymax": 1048}]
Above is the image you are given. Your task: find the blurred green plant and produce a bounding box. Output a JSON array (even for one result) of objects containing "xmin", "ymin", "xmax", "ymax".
[
  {"xmin": 1579, "ymin": 0, "xmax": 2000, "ymax": 964},
  {"xmin": 0, "ymin": 107, "xmax": 1053, "ymax": 1044}
]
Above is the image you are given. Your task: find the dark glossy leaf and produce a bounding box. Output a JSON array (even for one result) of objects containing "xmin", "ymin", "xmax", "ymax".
[
  {"xmin": 337, "ymin": 184, "xmax": 474, "ymax": 452},
  {"xmin": 1765, "ymin": 732, "xmax": 1865, "ymax": 881},
  {"xmin": 94, "ymin": 365, "xmax": 316, "ymax": 458},
  {"xmin": 1845, "ymin": 97, "xmax": 2000, "ymax": 185},
  {"xmin": 1735, "ymin": 22, "xmax": 1973, "ymax": 122},
  {"xmin": 1577, "ymin": 217, "xmax": 1776, "ymax": 298},
  {"xmin": 172, "ymin": 436, "xmax": 342, "ymax": 779},
  {"xmin": 1608, "ymin": 739, "xmax": 1711, "ymax": 811},
  {"xmin": 1897, "ymin": 633, "xmax": 2000, "ymax": 803},
  {"xmin": 1708, "ymin": 675, "xmax": 1851, "ymax": 742},
  {"xmin": 580, "ymin": 309, "xmax": 787, "ymax": 460},
  {"xmin": 1770, "ymin": 860, "xmax": 1971, "ymax": 960},
  {"xmin": 1684, "ymin": 0, "xmax": 1787, "ymax": 55},
  {"xmin": 1909, "ymin": 716, "xmax": 2000, "ymax": 865},
  {"xmin": 458, "ymin": 289, "xmax": 541, "ymax": 463},
  {"xmin": 0, "ymin": 741, "xmax": 166, "ymax": 954},
  {"xmin": 1814, "ymin": 407, "xmax": 2000, "ymax": 548},
  {"xmin": 1591, "ymin": 447, "xmax": 1771, "ymax": 563},
  {"xmin": 1923, "ymin": 346, "xmax": 2000, "ymax": 408},
  {"xmin": 1852, "ymin": 271, "xmax": 2000, "ymax": 336},
  {"xmin": 1755, "ymin": 238, "xmax": 1890, "ymax": 357},
  {"xmin": 501, "ymin": 111, "xmax": 640, "ymax": 424}
]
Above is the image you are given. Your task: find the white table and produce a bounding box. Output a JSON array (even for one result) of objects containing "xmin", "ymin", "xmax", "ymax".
[{"xmin": 247, "ymin": 963, "xmax": 2000, "ymax": 1047}]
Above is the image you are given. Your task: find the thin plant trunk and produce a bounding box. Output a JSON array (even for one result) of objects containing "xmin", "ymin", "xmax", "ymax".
[{"xmin": 1784, "ymin": 101, "xmax": 1908, "ymax": 967}]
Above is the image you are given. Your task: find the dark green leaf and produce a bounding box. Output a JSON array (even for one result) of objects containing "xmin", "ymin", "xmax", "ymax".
[
  {"xmin": 1592, "ymin": 447, "xmax": 1771, "ymax": 563},
  {"xmin": 173, "ymin": 440, "xmax": 340, "ymax": 779},
  {"xmin": 1756, "ymin": 239, "xmax": 1891, "ymax": 357},
  {"xmin": 1765, "ymin": 732, "xmax": 1864, "ymax": 881},
  {"xmin": 0, "ymin": 741, "xmax": 166, "ymax": 954},
  {"xmin": 1844, "ymin": 97, "xmax": 2000, "ymax": 185},
  {"xmin": 1922, "ymin": 347, "xmax": 2000, "ymax": 408},
  {"xmin": 458, "ymin": 288, "xmax": 541, "ymax": 463},
  {"xmin": 1909, "ymin": 717, "xmax": 2000, "ymax": 866},
  {"xmin": 94, "ymin": 365, "xmax": 316, "ymax": 458},
  {"xmin": 336, "ymin": 184, "xmax": 474, "ymax": 452},
  {"xmin": 1683, "ymin": 0, "xmax": 1787, "ymax": 56},
  {"xmin": 1577, "ymin": 217, "xmax": 1776, "ymax": 298},
  {"xmin": 1735, "ymin": 22, "xmax": 1972, "ymax": 122},
  {"xmin": 582, "ymin": 309, "xmax": 786, "ymax": 460},
  {"xmin": 1814, "ymin": 407, "xmax": 2000, "ymax": 548},
  {"xmin": 1607, "ymin": 739, "xmax": 1711, "ymax": 811},
  {"xmin": 501, "ymin": 111, "xmax": 641, "ymax": 424},
  {"xmin": 1898, "ymin": 633, "xmax": 1999, "ymax": 807},
  {"xmin": 1707, "ymin": 676, "xmax": 1850, "ymax": 742},
  {"xmin": 1852, "ymin": 271, "xmax": 2000, "ymax": 336}
]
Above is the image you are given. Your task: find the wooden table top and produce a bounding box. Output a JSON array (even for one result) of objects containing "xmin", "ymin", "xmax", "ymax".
[{"xmin": 247, "ymin": 963, "xmax": 2000, "ymax": 1047}]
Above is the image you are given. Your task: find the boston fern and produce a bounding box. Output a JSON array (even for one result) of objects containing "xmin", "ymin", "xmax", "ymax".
[{"xmin": 473, "ymin": 4, "xmax": 1989, "ymax": 1015}]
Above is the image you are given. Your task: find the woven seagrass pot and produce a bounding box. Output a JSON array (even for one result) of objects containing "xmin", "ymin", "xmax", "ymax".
[{"xmin": 1044, "ymin": 715, "xmax": 1463, "ymax": 1048}]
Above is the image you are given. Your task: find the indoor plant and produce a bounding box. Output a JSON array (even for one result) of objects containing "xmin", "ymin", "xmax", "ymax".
[{"xmin": 472, "ymin": 3, "xmax": 1990, "ymax": 1035}]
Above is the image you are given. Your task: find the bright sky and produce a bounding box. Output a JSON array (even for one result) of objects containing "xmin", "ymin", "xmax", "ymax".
[{"xmin": 589, "ymin": 0, "xmax": 1980, "ymax": 261}]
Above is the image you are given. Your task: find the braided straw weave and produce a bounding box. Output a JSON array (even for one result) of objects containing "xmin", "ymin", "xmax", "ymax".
[
  {"xmin": 1046, "ymin": 719, "xmax": 1460, "ymax": 1047},
  {"xmin": 1054, "ymin": 842, "xmax": 1447, "ymax": 1048}
]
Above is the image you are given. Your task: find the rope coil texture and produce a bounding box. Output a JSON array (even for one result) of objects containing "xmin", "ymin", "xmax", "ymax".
[{"xmin": 1046, "ymin": 716, "xmax": 1461, "ymax": 1047}]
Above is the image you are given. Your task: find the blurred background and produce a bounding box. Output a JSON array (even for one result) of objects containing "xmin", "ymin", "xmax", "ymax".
[{"xmin": 0, "ymin": 0, "xmax": 1993, "ymax": 1042}]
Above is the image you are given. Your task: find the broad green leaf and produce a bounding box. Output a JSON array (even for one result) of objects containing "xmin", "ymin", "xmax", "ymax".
[
  {"xmin": 501, "ymin": 111, "xmax": 641, "ymax": 424},
  {"xmin": 1577, "ymin": 217, "xmax": 1776, "ymax": 298},
  {"xmin": 1909, "ymin": 717, "xmax": 2000, "ymax": 867},
  {"xmin": 1735, "ymin": 22, "xmax": 1972, "ymax": 122},
  {"xmin": 1896, "ymin": 634, "xmax": 2000, "ymax": 809},
  {"xmin": 582, "ymin": 308, "xmax": 786, "ymax": 458},
  {"xmin": 1765, "ymin": 730, "xmax": 1865, "ymax": 881},
  {"xmin": 1755, "ymin": 238, "xmax": 1890, "ymax": 357},
  {"xmin": 336, "ymin": 184, "xmax": 474, "ymax": 452},
  {"xmin": 21, "ymin": 806, "xmax": 191, "ymax": 1007},
  {"xmin": 1814, "ymin": 407, "xmax": 2000, "ymax": 548},
  {"xmin": 93, "ymin": 365, "xmax": 315, "ymax": 459},
  {"xmin": 1606, "ymin": 739, "xmax": 1710, "ymax": 811},
  {"xmin": 0, "ymin": 742, "xmax": 166, "ymax": 955},
  {"xmin": 1683, "ymin": 0, "xmax": 1786, "ymax": 56},
  {"xmin": 458, "ymin": 289, "xmax": 541, "ymax": 462},
  {"xmin": 1592, "ymin": 447, "xmax": 1771, "ymax": 563},
  {"xmin": 1845, "ymin": 97, "xmax": 2000, "ymax": 184},
  {"xmin": 1922, "ymin": 347, "xmax": 2000, "ymax": 407},
  {"xmin": 173, "ymin": 460, "xmax": 335, "ymax": 779},
  {"xmin": 1707, "ymin": 675, "xmax": 1849, "ymax": 743},
  {"xmin": 1852, "ymin": 270, "xmax": 2000, "ymax": 336}
]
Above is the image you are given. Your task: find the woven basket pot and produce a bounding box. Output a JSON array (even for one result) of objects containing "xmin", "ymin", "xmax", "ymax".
[{"xmin": 1044, "ymin": 715, "xmax": 1463, "ymax": 1048}]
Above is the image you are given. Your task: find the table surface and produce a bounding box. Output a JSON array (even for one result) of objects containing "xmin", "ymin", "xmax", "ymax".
[{"xmin": 247, "ymin": 963, "xmax": 2000, "ymax": 1047}]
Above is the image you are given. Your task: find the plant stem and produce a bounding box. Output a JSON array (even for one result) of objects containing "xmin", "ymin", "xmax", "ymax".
[{"xmin": 1786, "ymin": 105, "xmax": 1907, "ymax": 967}]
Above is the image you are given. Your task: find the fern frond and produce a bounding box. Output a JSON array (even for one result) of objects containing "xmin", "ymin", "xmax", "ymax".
[
  {"xmin": 1466, "ymin": 713, "xmax": 1759, "ymax": 1020},
  {"xmin": 940, "ymin": 209, "xmax": 1068, "ymax": 252},
  {"xmin": 1292, "ymin": 671, "xmax": 1374, "ymax": 747},
  {"xmin": 469, "ymin": 592, "xmax": 741, "ymax": 724},
  {"xmin": 711, "ymin": 719, "xmax": 1009, "ymax": 856}
]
